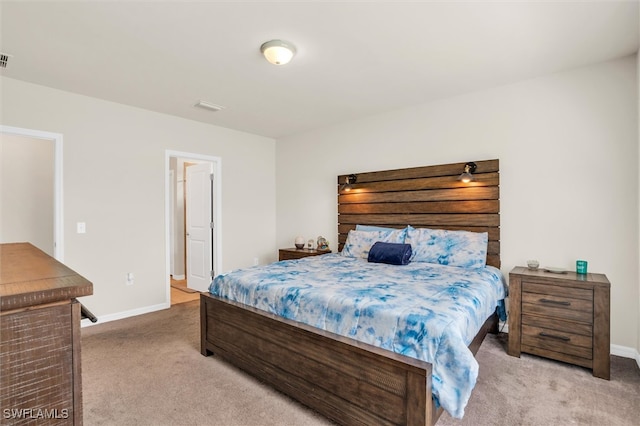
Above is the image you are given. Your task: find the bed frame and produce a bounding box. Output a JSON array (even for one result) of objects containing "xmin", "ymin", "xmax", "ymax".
[{"xmin": 201, "ymin": 159, "xmax": 500, "ymax": 425}]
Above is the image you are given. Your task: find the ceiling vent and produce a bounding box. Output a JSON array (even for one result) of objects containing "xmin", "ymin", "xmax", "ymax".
[
  {"xmin": 0, "ymin": 53, "xmax": 11, "ymax": 69},
  {"xmin": 194, "ymin": 100, "xmax": 225, "ymax": 112}
]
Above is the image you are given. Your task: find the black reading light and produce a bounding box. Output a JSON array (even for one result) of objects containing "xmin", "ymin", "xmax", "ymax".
[
  {"xmin": 458, "ymin": 162, "xmax": 477, "ymax": 183},
  {"xmin": 341, "ymin": 174, "xmax": 357, "ymax": 192}
]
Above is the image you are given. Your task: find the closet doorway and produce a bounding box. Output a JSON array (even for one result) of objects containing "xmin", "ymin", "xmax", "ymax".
[{"xmin": 0, "ymin": 126, "xmax": 63, "ymax": 260}]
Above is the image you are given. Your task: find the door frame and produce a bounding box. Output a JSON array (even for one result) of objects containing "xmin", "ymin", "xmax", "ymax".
[
  {"xmin": 0, "ymin": 125, "xmax": 64, "ymax": 261},
  {"xmin": 165, "ymin": 150, "xmax": 221, "ymax": 304}
]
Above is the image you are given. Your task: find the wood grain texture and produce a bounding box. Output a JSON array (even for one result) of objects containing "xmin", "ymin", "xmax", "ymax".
[
  {"xmin": 0, "ymin": 243, "xmax": 92, "ymax": 425},
  {"xmin": 507, "ymin": 274, "xmax": 522, "ymax": 357},
  {"xmin": 201, "ymin": 293, "xmax": 434, "ymax": 426},
  {"xmin": 278, "ymin": 248, "xmax": 332, "ymax": 261},
  {"xmin": 1, "ymin": 303, "xmax": 75, "ymax": 425},
  {"xmin": 201, "ymin": 160, "xmax": 503, "ymax": 426},
  {"xmin": 593, "ymin": 285, "xmax": 611, "ymax": 379},
  {"xmin": 337, "ymin": 159, "xmax": 500, "ymax": 268},
  {"xmin": 0, "ymin": 243, "xmax": 93, "ymax": 311},
  {"xmin": 201, "ymin": 293, "xmax": 500, "ymax": 426},
  {"xmin": 507, "ymin": 266, "xmax": 610, "ymax": 379}
]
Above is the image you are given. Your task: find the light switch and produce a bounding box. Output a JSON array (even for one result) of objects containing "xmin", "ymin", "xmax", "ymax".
[{"xmin": 77, "ymin": 222, "xmax": 86, "ymax": 234}]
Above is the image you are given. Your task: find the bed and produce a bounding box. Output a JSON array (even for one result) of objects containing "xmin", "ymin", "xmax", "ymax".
[{"xmin": 201, "ymin": 159, "xmax": 502, "ymax": 425}]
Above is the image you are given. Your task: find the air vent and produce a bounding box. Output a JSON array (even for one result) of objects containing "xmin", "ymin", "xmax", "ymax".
[
  {"xmin": 0, "ymin": 53, "xmax": 11, "ymax": 69},
  {"xmin": 194, "ymin": 100, "xmax": 225, "ymax": 112}
]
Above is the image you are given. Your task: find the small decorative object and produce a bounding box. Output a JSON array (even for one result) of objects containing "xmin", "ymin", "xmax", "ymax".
[
  {"xmin": 307, "ymin": 239, "xmax": 314, "ymax": 249},
  {"xmin": 544, "ymin": 266, "xmax": 567, "ymax": 274},
  {"xmin": 526, "ymin": 260, "xmax": 539, "ymax": 270},
  {"xmin": 294, "ymin": 236, "xmax": 305, "ymax": 249},
  {"xmin": 576, "ymin": 260, "xmax": 588, "ymax": 275},
  {"xmin": 317, "ymin": 236, "xmax": 329, "ymax": 250}
]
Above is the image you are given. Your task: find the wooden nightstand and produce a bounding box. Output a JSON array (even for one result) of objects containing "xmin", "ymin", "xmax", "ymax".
[
  {"xmin": 279, "ymin": 247, "xmax": 331, "ymax": 261},
  {"xmin": 507, "ymin": 266, "xmax": 610, "ymax": 379}
]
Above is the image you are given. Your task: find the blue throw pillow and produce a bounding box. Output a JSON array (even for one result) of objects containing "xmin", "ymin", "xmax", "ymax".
[{"xmin": 367, "ymin": 242, "xmax": 412, "ymax": 265}]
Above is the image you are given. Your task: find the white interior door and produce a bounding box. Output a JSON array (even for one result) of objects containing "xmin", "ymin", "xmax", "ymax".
[{"xmin": 185, "ymin": 162, "xmax": 213, "ymax": 292}]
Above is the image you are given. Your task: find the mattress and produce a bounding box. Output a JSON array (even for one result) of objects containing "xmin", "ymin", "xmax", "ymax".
[{"xmin": 209, "ymin": 253, "xmax": 506, "ymax": 418}]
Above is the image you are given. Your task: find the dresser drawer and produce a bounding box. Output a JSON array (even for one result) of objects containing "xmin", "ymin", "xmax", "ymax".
[{"xmin": 522, "ymin": 281, "xmax": 593, "ymax": 323}]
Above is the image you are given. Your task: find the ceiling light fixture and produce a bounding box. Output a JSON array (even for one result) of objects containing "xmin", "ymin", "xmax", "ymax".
[
  {"xmin": 194, "ymin": 100, "xmax": 225, "ymax": 112},
  {"xmin": 260, "ymin": 40, "xmax": 296, "ymax": 65}
]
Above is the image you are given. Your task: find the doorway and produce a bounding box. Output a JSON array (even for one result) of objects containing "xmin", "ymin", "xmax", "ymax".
[
  {"xmin": 165, "ymin": 151, "xmax": 221, "ymax": 305},
  {"xmin": 0, "ymin": 125, "xmax": 63, "ymax": 260}
]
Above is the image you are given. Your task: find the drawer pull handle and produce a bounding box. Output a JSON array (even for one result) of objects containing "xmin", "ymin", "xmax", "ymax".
[
  {"xmin": 540, "ymin": 298, "xmax": 570, "ymax": 306},
  {"xmin": 539, "ymin": 332, "xmax": 570, "ymax": 342}
]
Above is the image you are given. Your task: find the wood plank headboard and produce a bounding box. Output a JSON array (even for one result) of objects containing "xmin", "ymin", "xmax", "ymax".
[{"xmin": 337, "ymin": 159, "xmax": 500, "ymax": 268}]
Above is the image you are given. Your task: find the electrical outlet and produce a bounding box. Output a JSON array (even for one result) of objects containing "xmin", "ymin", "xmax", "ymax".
[
  {"xmin": 77, "ymin": 222, "xmax": 86, "ymax": 234},
  {"xmin": 126, "ymin": 272, "xmax": 134, "ymax": 286},
  {"xmin": 253, "ymin": 257, "xmax": 259, "ymax": 266}
]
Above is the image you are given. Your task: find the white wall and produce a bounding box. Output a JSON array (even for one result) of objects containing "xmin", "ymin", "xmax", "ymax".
[
  {"xmin": 276, "ymin": 55, "xmax": 639, "ymax": 352},
  {"xmin": 1, "ymin": 76, "xmax": 277, "ymax": 319},
  {"xmin": 0, "ymin": 134, "xmax": 54, "ymax": 256}
]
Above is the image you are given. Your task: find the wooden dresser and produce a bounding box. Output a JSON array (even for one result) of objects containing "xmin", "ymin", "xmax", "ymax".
[
  {"xmin": 1, "ymin": 243, "xmax": 93, "ymax": 425},
  {"xmin": 278, "ymin": 247, "xmax": 331, "ymax": 261},
  {"xmin": 507, "ymin": 266, "xmax": 610, "ymax": 379}
]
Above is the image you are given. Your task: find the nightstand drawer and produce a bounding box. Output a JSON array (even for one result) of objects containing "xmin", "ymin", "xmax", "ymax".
[
  {"xmin": 279, "ymin": 248, "xmax": 331, "ymax": 261},
  {"xmin": 522, "ymin": 284, "xmax": 593, "ymax": 323},
  {"xmin": 523, "ymin": 281, "xmax": 593, "ymax": 300},
  {"xmin": 522, "ymin": 294, "xmax": 593, "ymax": 323},
  {"xmin": 522, "ymin": 314, "xmax": 592, "ymax": 336},
  {"xmin": 522, "ymin": 324, "xmax": 592, "ymax": 359}
]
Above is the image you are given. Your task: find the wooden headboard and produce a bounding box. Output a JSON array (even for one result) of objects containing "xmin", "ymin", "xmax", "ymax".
[{"xmin": 337, "ymin": 159, "xmax": 500, "ymax": 268}]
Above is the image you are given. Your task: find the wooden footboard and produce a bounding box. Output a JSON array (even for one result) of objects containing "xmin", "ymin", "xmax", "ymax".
[
  {"xmin": 201, "ymin": 292, "xmax": 499, "ymax": 426},
  {"xmin": 202, "ymin": 292, "xmax": 436, "ymax": 425}
]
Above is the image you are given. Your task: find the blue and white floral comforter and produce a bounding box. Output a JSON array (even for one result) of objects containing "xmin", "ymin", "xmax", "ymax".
[{"xmin": 209, "ymin": 254, "xmax": 506, "ymax": 418}]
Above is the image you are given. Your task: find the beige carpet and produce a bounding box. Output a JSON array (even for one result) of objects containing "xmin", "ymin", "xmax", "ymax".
[{"xmin": 82, "ymin": 300, "xmax": 640, "ymax": 426}]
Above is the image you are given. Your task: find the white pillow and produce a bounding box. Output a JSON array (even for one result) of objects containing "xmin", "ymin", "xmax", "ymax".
[
  {"xmin": 341, "ymin": 229, "xmax": 406, "ymax": 259},
  {"xmin": 405, "ymin": 226, "xmax": 488, "ymax": 268}
]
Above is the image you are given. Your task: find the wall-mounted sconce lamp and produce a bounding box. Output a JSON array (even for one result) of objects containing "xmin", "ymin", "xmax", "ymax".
[
  {"xmin": 341, "ymin": 174, "xmax": 357, "ymax": 192},
  {"xmin": 458, "ymin": 162, "xmax": 477, "ymax": 183}
]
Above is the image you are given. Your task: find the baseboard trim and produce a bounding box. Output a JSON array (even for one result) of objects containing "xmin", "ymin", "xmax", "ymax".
[
  {"xmin": 171, "ymin": 274, "xmax": 185, "ymax": 280},
  {"xmin": 611, "ymin": 344, "xmax": 640, "ymax": 369},
  {"xmin": 81, "ymin": 302, "xmax": 170, "ymax": 327}
]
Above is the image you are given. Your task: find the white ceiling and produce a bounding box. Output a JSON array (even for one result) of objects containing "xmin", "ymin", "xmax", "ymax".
[{"xmin": 1, "ymin": 1, "xmax": 638, "ymax": 139}]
